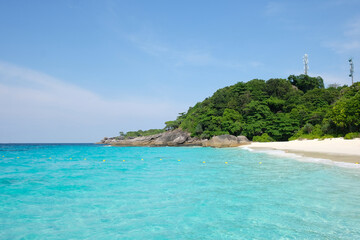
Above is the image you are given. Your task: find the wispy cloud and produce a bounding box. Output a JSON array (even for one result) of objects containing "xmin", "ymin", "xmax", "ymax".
[
  {"xmin": 126, "ymin": 33, "xmax": 259, "ymax": 69},
  {"xmin": 0, "ymin": 61, "xmax": 182, "ymax": 142},
  {"xmin": 323, "ymin": 17, "xmax": 360, "ymax": 53},
  {"xmin": 344, "ymin": 17, "xmax": 360, "ymax": 37},
  {"xmin": 324, "ymin": 40, "xmax": 360, "ymax": 54},
  {"xmin": 265, "ymin": 1, "xmax": 285, "ymax": 16}
]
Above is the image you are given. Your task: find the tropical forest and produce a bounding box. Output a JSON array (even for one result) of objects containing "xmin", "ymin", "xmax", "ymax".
[{"xmin": 160, "ymin": 75, "xmax": 360, "ymax": 142}]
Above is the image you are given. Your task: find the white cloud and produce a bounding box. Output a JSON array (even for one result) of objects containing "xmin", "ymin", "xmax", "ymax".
[
  {"xmin": 318, "ymin": 73, "xmax": 349, "ymax": 86},
  {"xmin": 323, "ymin": 17, "xmax": 360, "ymax": 53},
  {"xmin": 265, "ymin": 1, "xmax": 285, "ymax": 16},
  {"xmin": 0, "ymin": 61, "xmax": 182, "ymax": 142},
  {"xmin": 126, "ymin": 33, "xmax": 259, "ymax": 70},
  {"xmin": 324, "ymin": 40, "xmax": 360, "ymax": 54},
  {"xmin": 344, "ymin": 18, "xmax": 360, "ymax": 37}
]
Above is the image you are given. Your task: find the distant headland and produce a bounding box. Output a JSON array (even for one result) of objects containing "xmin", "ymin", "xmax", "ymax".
[{"xmin": 98, "ymin": 74, "xmax": 360, "ymax": 146}]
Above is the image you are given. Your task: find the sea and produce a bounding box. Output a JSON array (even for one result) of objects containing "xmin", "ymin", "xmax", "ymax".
[{"xmin": 1, "ymin": 143, "xmax": 360, "ymax": 239}]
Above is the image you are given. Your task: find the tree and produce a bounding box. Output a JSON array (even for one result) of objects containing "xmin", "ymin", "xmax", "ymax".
[
  {"xmin": 265, "ymin": 78, "xmax": 293, "ymax": 98},
  {"xmin": 266, "ymin": 113, "xmax": 300, "ymax": 140},
  {"xmin": 266, "ymin": 96, "xmax": 285, "ymax": 113},
  {"xmin": 328, "ymin": 91, "xmax": 360, "ymax": 132},
  {"xmin": 165, "ymin": 121, "xmax": 179, "ymax": 130},
  {"xmin": 246, "ymin": 79, "xmax": 268, "ymax": 101},
  {"xmin": 220, "ymin": 109, "xmax": 243, "ymax": 135},
  {"xmin": 288, "ymin": 74, "xmax": 324, "ymax": 92}
]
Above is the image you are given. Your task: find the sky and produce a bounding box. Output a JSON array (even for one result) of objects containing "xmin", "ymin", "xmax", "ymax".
[{"xmin": 0, "ymin": 0, "xmax": 359, "ymax": 143}]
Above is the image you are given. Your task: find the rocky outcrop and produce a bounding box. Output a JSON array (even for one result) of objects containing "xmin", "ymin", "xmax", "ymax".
[
  {"xmin": 97, "ymin": 129, "xmax": 205, "ymax": 146},
  {"xmin": 202, "ymin": 134, "xmax": 250, "ymax": 147},
  {"xmin": 97, "ymin": 130, "xmax": 249, "ymax": 148},
  {"xmin": 152, "ymin": 130, "xmax": 190, "ymax": 146}
]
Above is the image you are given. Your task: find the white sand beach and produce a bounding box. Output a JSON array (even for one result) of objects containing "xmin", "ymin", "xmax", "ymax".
[{"xmin": 241, "ymin": 138, "xmax": 360, "ymax": 164}]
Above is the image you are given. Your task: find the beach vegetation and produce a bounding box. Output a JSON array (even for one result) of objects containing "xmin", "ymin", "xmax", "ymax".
[
  {"xmin": 119, "ymin": 129, "xmax": 165, "ymax": 138},
  {"xmin": 318, "ymin": 134, "xmax": 335, "ymax": 140},
  {"xmin": 252, "ymin": 133, "xmax": 275, "ymax": 142},
  {"xmin": 289, "ymin": 124, "xmax": 326, "ymax": 140},
  {"xmin": 344, "ymin": 132, "xmax": 360, "ymax": 139}
]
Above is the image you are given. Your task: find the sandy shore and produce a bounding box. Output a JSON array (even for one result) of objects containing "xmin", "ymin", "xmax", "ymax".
[{"xmin": 240, "ymin": 138, "xmax": 360, "ymax": 164}]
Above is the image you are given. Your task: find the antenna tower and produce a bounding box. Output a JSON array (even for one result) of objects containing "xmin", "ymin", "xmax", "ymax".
[
  {"xmin": 303, "ymin": 54, "xmax": 309, "ymax": 75},
  {"xmin": 349, "ymin": 58, "xmax": 354, "ymax": 85}
]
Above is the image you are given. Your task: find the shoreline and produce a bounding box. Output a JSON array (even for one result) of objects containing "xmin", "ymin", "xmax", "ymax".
[{"xmin": 239, "ymin": 138, "xmax": 360, "ymax": 164}]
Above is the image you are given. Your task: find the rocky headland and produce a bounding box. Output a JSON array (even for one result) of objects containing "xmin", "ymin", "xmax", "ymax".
[{"xmin": 97, "ymin": 129, "xmax": 250, "ymax": 148}]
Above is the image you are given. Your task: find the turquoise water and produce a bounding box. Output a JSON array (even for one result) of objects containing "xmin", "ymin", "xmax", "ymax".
[{"xmin": 1, "ymin": 144, "xmax": 360, "ymax": 239}]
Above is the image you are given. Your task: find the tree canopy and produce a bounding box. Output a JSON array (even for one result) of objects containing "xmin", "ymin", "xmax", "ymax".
[
  {"xmin": 165, "ymin": 75, "xmax": 359, "ymax": 141},
  {"xmin": 288, "ymin": 74, "xmax": 324, "ymax": 92}
]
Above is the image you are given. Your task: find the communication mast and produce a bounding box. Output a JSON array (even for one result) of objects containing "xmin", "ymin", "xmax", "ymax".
[
  {"xmin": 303, "ymin": 54, "xmax": 309, "ymax": 75},
  {"xmin": 349, "ymin": 58, "xmax": 354, "ymax": 85}
]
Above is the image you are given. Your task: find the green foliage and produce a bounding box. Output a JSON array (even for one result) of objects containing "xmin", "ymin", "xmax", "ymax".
[
  {"xmin": 164, "ymin": 121, "xmax": 179, "ymax": 131},
  {"xmin": 303, "ymin": 88, "xmax": 339, "ymax": 109},
  {"xmin": 344, "ymin": 132, "xmax": 360, "ymax": 139},
  {"xmin": 265, "ymin": 78, "xmax": 293, "ymax": 98},
  {"xmin": 220, "ymin": 109, "xmax": 243, "ymax": 135},
  {"xmin": 289, "ymin": 124, "xmax": 324, "ymax": 140},
  {"xmin": 303, "ymin": 123, "xmax": 314, "ymax": 134},
  {"xmin": 319, "ymin": 134, "xmax": 335, "ymax": 140},
  {"xmin": 266, "ymin": 113, "xmax": 300, "ymax": 140},
  {"xmin": 252, "ymin": 133, "xmax": 275, "ymax": 142},
  {"xmin": 266, "ymin": 96, "xmax": 286, "ymax": 113},
  {"xmin": 165, "ymin": 112, "xmax": 187, "ymax": 130},
  {"xmin": 165, "ymin": 75, "xmax": 358, "ymax": 141},
  {"xmin": 288, "ymin": 74, "xmax": 324, "ymax": 92},
  {"xmin": 120, "ymin": 129, "xmax": 165, "ymax": 138},
  {"xmin": 328, "ymin": 85, "xmax": 360, "ymax": 132}
]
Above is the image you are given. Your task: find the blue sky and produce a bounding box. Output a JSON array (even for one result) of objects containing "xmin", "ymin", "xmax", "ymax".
[{"xmin": 0, "ymin": 0, "xmax": 359, "ymax": 142}]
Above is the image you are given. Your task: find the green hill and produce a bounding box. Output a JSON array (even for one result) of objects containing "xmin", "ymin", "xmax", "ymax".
[{"xmin": 164, "ymin": 75, "xmax": 360, "ymax": 141}]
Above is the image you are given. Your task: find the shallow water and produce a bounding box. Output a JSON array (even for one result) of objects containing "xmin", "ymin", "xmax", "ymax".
[{"xmin": 1, "ymin": 144, "xmax": 360, "ymax": 239}]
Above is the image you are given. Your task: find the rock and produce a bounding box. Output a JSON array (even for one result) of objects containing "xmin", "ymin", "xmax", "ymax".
[
  {"xmin": 183, "ymin": 137, "xmax": 205, "ymax": 146},
  {"xmin": 153, "ymin": 129, "xmax": 189, "ymax": 146},
  {"xmin": 108, "ymin": 130, "xmax": 193, "ymax": 147},
  {"xmin": 97, "ymin": 131, "xmax": 249, "ymax": 147},
  {"xmin": 203, "ymin": 134, "xmax": 250, "ymax": 148},
  {"xmin": 237, "ymin": 135, "xmax": 250, "ymax": 143}
]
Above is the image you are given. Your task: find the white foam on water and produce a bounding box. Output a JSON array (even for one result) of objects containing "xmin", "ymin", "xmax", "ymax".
[{"xmin": 241, "ymin": 147, "xmax": 360, "ymax": 169}]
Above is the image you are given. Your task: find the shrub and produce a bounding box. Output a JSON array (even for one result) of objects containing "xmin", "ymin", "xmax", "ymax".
[
  {"xmin": 303, "ymin": 123, "xmax": 314, "ymax": 134},
  {"xmin": 288, "ymin": 124, "xmax": 325, "ymax": 140},
  {"xmin": 344, "ymin": 132, "xmax": 360, "ymax": 139},
  {"xmin": 252, "ymin": 133, "xmax": 275, "ymax": 142},
  {"xmin": 319, "ymin": 134, "xmax": 334, "ymax": 140}
]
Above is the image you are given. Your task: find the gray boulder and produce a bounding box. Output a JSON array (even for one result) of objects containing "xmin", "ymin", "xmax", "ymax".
[
  {"xmin": 237, "ymin": 135, "xmax": 250, "ymax": 144},
  {"xmin": 203, "ymin": 134, "xmax": 250, "ymax": 148},
  {"xmin": 153, "ymin": 129, "xmax": 189, "ymax": 146}
]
